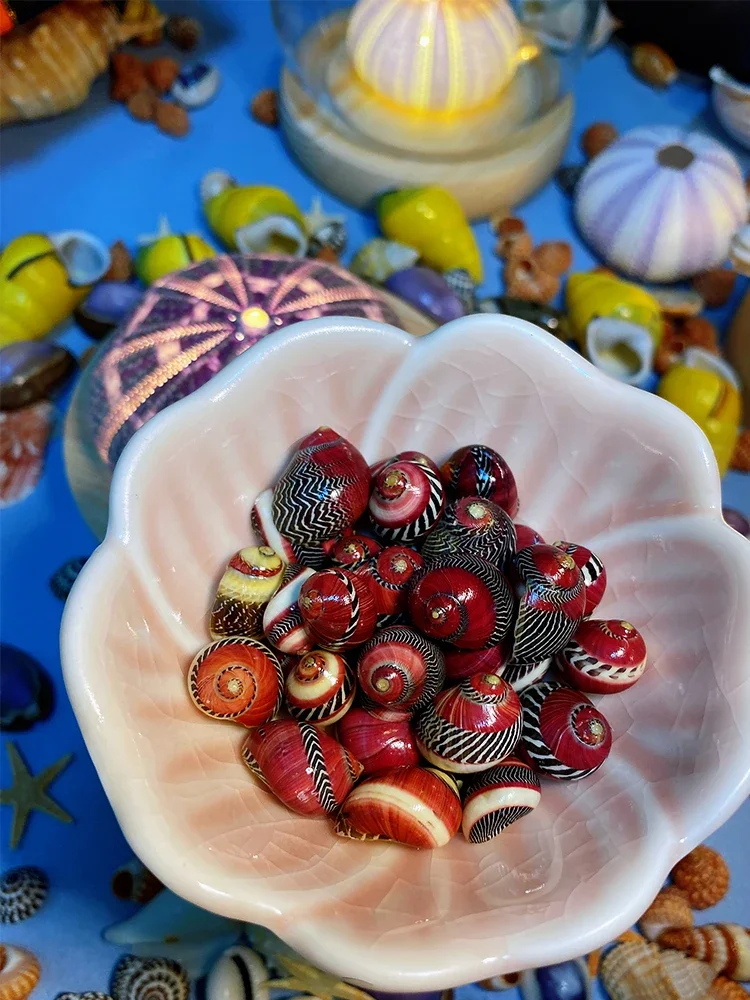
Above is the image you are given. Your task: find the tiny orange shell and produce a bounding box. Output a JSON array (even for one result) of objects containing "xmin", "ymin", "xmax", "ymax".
[
  {"xmin": 671, "ymin": 845, "xmax": 730, "ymax": 909},
  {"xmin": 638, "ymin": 886, "xmax": 693, "ymax": 941},
  {"xmin": 631, "ymin": 42, "xmax": 678, "ymax": 88}
]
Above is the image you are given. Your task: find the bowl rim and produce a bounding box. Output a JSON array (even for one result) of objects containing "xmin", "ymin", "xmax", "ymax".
[{"xmin": 61, "ymin": 314, "xmax": 750, "ymax": 990}]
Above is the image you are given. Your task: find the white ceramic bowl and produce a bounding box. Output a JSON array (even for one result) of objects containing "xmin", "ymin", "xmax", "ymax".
[{"xmin": 62, "ymin": 315, "xmax": 750, "ymax": 991}]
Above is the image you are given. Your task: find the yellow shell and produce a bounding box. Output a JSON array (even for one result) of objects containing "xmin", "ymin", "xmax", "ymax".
[
  {"xmin": 638, "ymin": 887, "xmax": 694, "ymax": 942},
  {"xmin": 346, "ymin": 0, "xmax": 520, "ymax": 114},
  {"xmin": 210, "ymin": 545, "xmax": 285, "ymax": 639},
  {"xmin": 135, "ymin": 233, "xmax": 215, "ymax": 286},
  {"xmin": 601, "ymin": 940, "xmax": 715, "ymax": 1000},
  {"xmin": 566, "ymin": 272, "xmax": 663, "ymax": 349},
  {"xmin": 659, "ymin": 926, "xmax": 750, "ymax": 982},
  {"xmin": 202, "ymin": 176, "xmax": 305, "ymax": 255},
  {"xmin": 0, "ymin": 944, "xmax": 41, "ymax": 1000}
]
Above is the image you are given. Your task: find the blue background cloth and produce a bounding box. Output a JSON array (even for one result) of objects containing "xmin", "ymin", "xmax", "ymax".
[{"xmin": 0, "ymin": 1, "xmax": 748, "ymax": 993}]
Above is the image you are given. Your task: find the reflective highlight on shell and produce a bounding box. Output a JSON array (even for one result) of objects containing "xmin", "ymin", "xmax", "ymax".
[
  {"xmin": 440, "ymin": 444, "xmax": 519, "ymax": 517},
  {"xmin": 357, "ymin": 626, "xmax": 445, "ymax": 715},
  {"xmin": 521, "ymin": 681, "xmax": 612, "ymax": 780},
  {"xmin": 557, "ymin": 619, "xmax": 647, "ymax": 695}
]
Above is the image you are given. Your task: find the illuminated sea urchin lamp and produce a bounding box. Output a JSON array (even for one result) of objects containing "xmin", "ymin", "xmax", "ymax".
[{"xmin": 272, "ymin": 0, "xmax": 600, "ymax": 220}]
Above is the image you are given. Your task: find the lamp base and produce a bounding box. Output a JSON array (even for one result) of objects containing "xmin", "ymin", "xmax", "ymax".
[{"xmin": 280, "ymin": 66, "xmax": 573, "ymax": 221}]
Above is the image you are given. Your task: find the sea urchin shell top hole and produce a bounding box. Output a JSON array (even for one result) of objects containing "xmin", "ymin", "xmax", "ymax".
[{"xmin": 657, "ymin": 144, "xmax": 695, "ymax": 170}]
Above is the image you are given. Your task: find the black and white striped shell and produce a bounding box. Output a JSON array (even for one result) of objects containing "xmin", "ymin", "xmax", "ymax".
[
  {"xmin": 252, "ymin": 488, "xmax": 328, "ymax": 569},
  {"xmin": 110, "ymin": 955, "xmax": 189, "ymax": 1000},
  {"xmin": 0, "ymin": 865, "xmax": 48, "ymax": 923},
  {"xmin": 462, "ymin": 756, "xmax": 541, "ymax": 843},
  {"xmin": 205, "ymin": 945, "xmax": 269, "ymax": 1000},
  {"xmin": 357, "ymin": 626, "xmax": 445, "ymax": 715},
  {"xmin": 510, "ymin": 545, "xmax": 586, "ymax": 665},
  {"xmin": 421, "ymin": 496, "xmax": 516, "ymax": 566},
  {"xmin": 520, "ymin": 681, "xmax": 612, "ymax": 781},
  {"xmin": 502, "ymin": 658, "xmax": 551, "ymax": 692},
  {"xmin": 368, "ymin": 459, "xmax": 445, "ymax": 543},
  {"xmin": 285, "ymin": 650, "xmax": 356, "ymax": 725},
  {"xmin": 262, "ymin": 566, "xmax": 316, "ymax": 655},
  {"xmin": 56, "ymin": 994, "xmax": 114, "ymax": 1000},
  {"xmin": 50, "ymin": 556, "xmax": 88, "ymax": 600}
]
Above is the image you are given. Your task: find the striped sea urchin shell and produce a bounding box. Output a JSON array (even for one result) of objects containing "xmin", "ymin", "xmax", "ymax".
[
  {"xmin": 262, "ymin": 566, "xmax": 316, "ymax": 655},
  {"xmin": 0, "ymin": 866, "xmax": 48, "ymax": 923},
  {"xmin": 511, "ymin": 545, "xmax": 585, "ymax": 665},
  {"xmin": 285, "ymin": 650, "xmax": 355, "ymax": 726},
  {"xmin": 369, "ymin": 460, "xmax": 445, "ymax": 544},
  {"xmin": 210, "ymin": 545, "xmax": 284, "ymax": 639},
  {"xmin": 408, "ymin": 554, "xmax": 513, "ymax": 649},
  {"xmin": 554, "ymin": 540, "xmax": 607, "ymax": 616},
  {"xmin": 658, "ymin": 926, "xmax": 750, "ymax": 981},
  {"xmin": 415, "ymin": 672, "xmax": 522, "ymax": 774},
  {"xmin": 520, "ymin": 681, "xmax": 612, "ymax": 780},
  {"xmin": 110, "ymin": 954, "xmax": 189, "ymax": 1000},
  {"xmin": 299, "ymin": 567, "xmax": 377, "ymax": 651},
  {"xmin": 242, "ymin": 719, "xmax": 362, "ymax": 816},
  {"xmin": 340, "ymin": 766, "xmax": 462, "ymax": 848},
  {"xmin": 600, "ymin": 940, "xmax": 715, "ymax": 1000},
  {"xmin": 188, "ymin": 637, "xmax": 283, "ymax": 727},
  {"xmin": 354, "ymin": 545, "xmax": 424, "ymax": 626},
  {"xmin": 440, "ymin": 444, "xmax": 519, "ymax": 518},
  {"xmin": 421, "ymin": 496, "xmax": 516, "ymax": 566},
  {"xmin": 461, "ymin": 756, "xmax": 540, "ymax": 843},
  {"xmin": 357, "ymin": 626, "xmax": 444, "ymax": 715},
  {"xmin": 0, "ymin": 944, "xmax": 41, "ymax": 1000},
  {"xmin": 557, "ymin": 619, "xmax": 647, "ymax": 695}
]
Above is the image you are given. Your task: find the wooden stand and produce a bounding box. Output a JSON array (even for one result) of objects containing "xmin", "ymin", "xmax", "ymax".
[
  {"xmin": 64, "ymin": 291, "xmax": 436, "ymax": 541},
  {"xmin": 279, "ymin": 67, "xmax": 573, "ymax": 221}
]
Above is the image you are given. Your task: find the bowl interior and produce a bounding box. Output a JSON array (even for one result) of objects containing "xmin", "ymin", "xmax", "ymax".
[{"xmin": 64, "ymin": 316, "xmax": 750, "ymax": 990}]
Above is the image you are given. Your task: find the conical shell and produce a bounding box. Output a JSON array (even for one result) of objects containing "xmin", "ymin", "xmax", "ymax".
[
  {"xmin": 639, "ymin": 887, "xmax": 694, "ymax": 942},
  {"xmin": 601, "ymin": 940, "xmax": 715, "ymax": 1000},
  {"xmin": 659, "ymin": 926, "xmax": 750, "ymax": 982}
]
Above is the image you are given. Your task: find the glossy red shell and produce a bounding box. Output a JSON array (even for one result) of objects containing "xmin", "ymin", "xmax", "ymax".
[
  {"xmin": 188, "ymin": 637, "xmax": 282, "ymax": 727},
  {"xmin": 329, "ymin": 534, "xmax": 382, "ymax": 570},
  {"xmin": 521, "ymin": 681, "xmax": 612, "ymax": 780},
  {"xmin": 443, "ymin": 644, "xmax": 509, "ymax": 682},
  {"xmin": 407, "ymin": 557, "xmax": 513, "ymax": 649},
  {"xmin": 514, "ymin": 523, "xmax": 545, "ymax": 549},
  {"xmin": 243, "ymin": 719, "xmax": 363, "ymax": 815},
  {"xmin": 462, "ymin": 755, "xmax": 541, "ymax": 843},
  {"xmin": 262, "ymin": 566, "xmax": 316, "ymax": 655},
  {"xmin": 415, "ymin": 672, "xmax": 523, "ymax": 773},
  {"xmin": 554, "ymin": 540, "xmax": 607, "ymax": 616},
  {"xmin": 357, "ymin": 626, "xmax": 445, "ymax": 714},
  {"xmin": 341, "ymin": 766, "xmax": 462, "ymax": 848},
  {"xmin": 421, "ymin": 496, "xmax": 516, "ymax": 565},
  {"xmin": 440, "ymin": 444, "xmax": 519, "ymax": 518},
  {"xmin": 369, "ymin": 450, "xmax": 440, "ymax": 480},
  {"xmin": 368, "ymin": 460, "xmax": 445, "ymax": 543},
  {"xmin": 354, "ymin": 545, "xmax": 424, "ymax": 624},
  {"xmin": 510, "ymin": 545, "xmax": 585, "ymax": 665},
  {"xmin": 285, "ymin": 650, "xmax": 355, "ymax": 725},
  {"xmin": 557, "ymin": 618, "xmax": 647, "ymax": 694},
  {"xmin": 299, "ymin": 567, "xmax": 377, "ymax": 651},
  {"xmin": 337, "ymin": 708, "xmax": 420, "ymax": 774}
]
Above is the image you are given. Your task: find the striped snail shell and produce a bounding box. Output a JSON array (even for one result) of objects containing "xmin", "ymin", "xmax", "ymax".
[
  {"xmin": 520, "ymin": 680, "xmax": 612, "ymax": 780},
  {"xmin": 262, "ymin": 566, "xmax": 316, "ymax": 655},
  {"xmin": 557, "ymin": 619, "xmax": 647, "ymax": 695},
  {"xmin": 357, "ymin": 626, "xmax": 445, "ymax": 715},
  {"xmin": 251, "ymin": 487, "xmax": 326, "ymax": 569},
  {"xmin": 415, "ymin": 672, "xmax": 523, "ymax": 774},
  {"xmin": 554, "ymin": 540, "xmax": 607, "ymax": 616},
  {"xmin": 340, "ymin": 766, "xmax": 462, "ymax": 848},
  {"xmin": 444, "ymin": 644, "xmax": 508, "ymax": 683},
  {"xmin": 299, "ymin": 567, "xmax": 377, "ymax": 651},
  {"xmin": 188, "ymin": 637, "xmax": 283, "ymax": 727},
  {"xmin": 440, "ymin": 444, "xmax": 519, "ymax": 518},
  {"xmin": 368, "ymin": 459, "xmax": 445, "ymax": 544},
  {"xmin": 205, "ymin": 946, "xmax": 269, "ymax": 1000},
  {"xmin": 502, "ymin": 657, "xmax": 551, "ymax": 692},
  {"xmin": 272, "ymin": 427, "xmax": 370, "ymax": 547},
  {"xmin": 462, "ymin": 755, "xmax": 541, "ymax": 843},
  {"xmin": 510, "ymin": 545, "xmax": 586, "ymax": 665},
  {"xmin": 514, "ymin": 523, "xmax": 545, "ymax": 549},
  {"xmin": 210, "ymin": 545, "xmax": 284, "ymax": 640},
  {"xmin": 421, "ymin": 496, "xmax": 516, "ymax": 566},
  {"xmin": 329, "ymin": 533, "xmax": 382, "ymax": 570},
  {"xmin": 354, "ymin": 545, "xmax": 424, "ymax": 626},
  {"xmin": 369, "ymin": 450, "xmax": 440, "ymax": 481},
  {"xmin": 407, "ymin": 554, "xmax": 513, "ymax": 649},
  {"xmin": 285, "ymin": 649, "xmax": 355, "ymax": 725},
  {"xmin": 337, "ymin": 706, "xmax": 420, "ymax": 775},
  {"xmin": 241, "ymin": 719, "xmax": 363, "ymax": 815}
]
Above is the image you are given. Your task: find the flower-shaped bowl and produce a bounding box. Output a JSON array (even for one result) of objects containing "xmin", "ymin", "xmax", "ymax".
[{"xmin": 61, "ymin": 315, "xmax": 750, "ymax": 991}]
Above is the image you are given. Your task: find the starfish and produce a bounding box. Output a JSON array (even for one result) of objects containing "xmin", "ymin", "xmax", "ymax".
[
  {"xmin": 0, "ymin": 742, "xmax": 73, "ymax": 849},
  {"xmin": 304, "ymin": 196, "xmax": 344, "ymax": 236},
  {"xmin": 264, "ymin": 953, "xmax": 374, "ymax": 1000},
  {"xmin": 137, "ymin": 214, "xmax": 172, "ymax": 247}
]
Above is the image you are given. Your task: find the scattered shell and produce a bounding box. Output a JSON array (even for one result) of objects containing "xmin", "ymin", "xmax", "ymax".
[
  {"xmin": 671, "ymin": 845, "xmax": 730, "ymax": 909},
  {"xmin": 581, "ymin": 122, "xmax": 618, "ymax": 159},
  {"xmin": 147, "ymin": 57, "xmax": 180, "ymax": 95},
  {"xmin": 533, "ymin": 241, "xmax": 573, "ymax": 276},
  {"xmin": 659, "ymin": 925, "xmax": 750, "ymax": 981},
  {"xmin": 0, "ymin": 866, "xmax": 48, "ymax": 924},
  {"xmin": 55, "ymin": 994, "xmax": 114, "ymax": 1000},
  {"xmin": 587, "ymin": 930, "xmax": 645, "ymax": 978},
  {"xmin": 0, "ymin": 402, "xmax": 53, "ymax": 508},
  {"xmin": 76, "ymin": 282, "xmax": 144, "ymax": 339},
  {"xmin": 305, "ymin": 198, "xmax": 347, "ymax": 258},
  {"xmin": 632, "ymin": 43, "xmax": 678, "ymax": 88},
  {"xmin": 127, "ymin": 90, "xmax": 157, "ymax": 123},
  {"xmin": 111, "ymin": 858, "xmax": 163, "ymax": 904},
  {"xmin": 103, "ymin": 240, "xmax": 133, "ymax": 282},
  {"xmin": 165, "ymin": 15, "xmax": 201, "ymax": 51},
  {"xmin": 638, "ymin": 886, "xmax": 693, "ymax": 941},
  {"xmin": 50, "ymin": 557, "xmax": 88, "ymax": 601},
  {"xmin": 350, "ymin": 239, "xmax": 419, "ymax": 284},
  {"xmin": 479, "ymin": 974, "xmax": 522, "ymax": 990},
  {"xmin": 0, "ymin": 944, "xmax": 41, "ymax": 1000},
  {"xmin": 556, "ymin": 165, "xmax": 586, "ymax": 198},
  {"xmin": 601, "ymin": 940, "xmax": 715, "ymax": 1000},
  {"xmin": 171, "ymin": 63, "xmax": 220, "ymax": 108},
  {"xmin": 649, "ymin": 287, "xmax": 704, "ymax": 318},
  {"xmin": 520, "ymin": 958, "xmax": 591, "ymax": 1000},
  {"xmin": 708, "ymin": 977, "xmax": 750, "ymax": 1000},
  {"xmin": 252, "ymin": 88, "xmax": 278, "ymax": 127},
  {"xmin": 504, "ymin": 256, "xmax": 560, "ymax": 304},
  {"xmin": 110, "ymin": 955, "xmax": 189, "ymax": 1000},
  {"xmin": 205, "ymin": 945, "xmax": 269, "ymax": 1000},
  {"xmin": 155, "ymin": 101, "xmax": 190, "ymax": 137},
  {"xmin": 442, "ymin": 268, "xmax": 476, "ymax": 313},
  {"xmin": 494, "ymin": 217, "xmax": 533, "ymax": 261},
  {"xmin": 0, "ymin": 342, "xmax": 76, "ymax": 411},
  {"xmin": 692, "ymin": 270, "xmax": 737, "ymax": 308}
]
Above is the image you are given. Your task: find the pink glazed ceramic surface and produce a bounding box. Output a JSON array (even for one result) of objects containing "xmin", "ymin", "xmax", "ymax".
[{"xmin": 61, "ymin": 315, "xmax": 750, "ymax": 992}]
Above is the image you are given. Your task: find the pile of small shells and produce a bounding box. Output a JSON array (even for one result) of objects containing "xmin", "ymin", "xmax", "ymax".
[{"xmin": 186, "ymin": 427, "xmax": 650, "ymax": 849}]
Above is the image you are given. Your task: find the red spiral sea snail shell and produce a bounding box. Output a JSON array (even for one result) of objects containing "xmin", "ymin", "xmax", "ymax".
[
  {"xmin": 520, "ymin": 680, "xmax": 612, "ymax": 780},
  {"xmin": 188, "ymin": 637, "xmax": 283, "ymax": 727},
  {"xmin": 510, "ymin": 544, "xmax": 585, "ymax": 665},
  {"xmin": 357, "ymin": 625, "xmax": 445, "ymax": 715},
  {"xmin": 368, "ymin": 459, "xmax": 445, "ymax": 544},
  {"xmin": 556, "ymin": 618, "xmax": 647, "ymax": 694},
  {"xmin": 553, "ymin": 539, "xmax": 607, "ymax": 616},
  {"xmin": 354, "ymin": 545, "xmax": 424, "ymax": 627},
  {"xmin": 440, "ymin": 444, "xmax": 519, "ymax": 518},
  {"xmin": 299, "ymin": 567, "xmax": 377, "ymax": 651},
  {"xmin": 285, "ymin": 649, "xmax": 356, "ymax": 725},
  {"xmin": 337, "ymin": 708, "xmax": 420, "ymax": 775}
]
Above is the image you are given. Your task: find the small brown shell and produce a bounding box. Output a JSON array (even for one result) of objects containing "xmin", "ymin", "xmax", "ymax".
[
  {"xmin": 533, "ymin": 241, "xmax": 573, "ymax": 277},
  {"xmin": 658, "ymin": 925, "xmax": 750, "ymax": 981},
  {"xmin": 731, "ymin": 430, "xmax": 750, "ymax": 473},
  {"xmin": 631, "ymin": 43, "xmax": 678, "ymax": 88},
  {"xmin": 638, "ymin": 886, "xmax": 693, "ymax": 942},
  {"xmin": 504, "ymin": 256, "xmax": 560, "ymax": 304},
  {"xmin": 601, "ymin": 940, "xmax": 715, "ymax": 1000},
  {"xmin": 494, "ymin": 217, "xmax": 532, "ymax": 261},
  {"xmin": 588, "ymin": 930, "xmax": 645, "ymax": 978},
  {"xmin": 692, "ymin": 270, "xmax": 736, "ymax": 308},
  {"xmin": 708, "ymin": 977, "xmax": 750, "ymax": 1000},
  {"xmin": 0, "ymin": 944, "xmax": 41, "ymax": 1000},
  {"xmin": 671, "ymin": 845, "xmax": 730, "ymax": 910},
  {"xmin": 581, "ymin": 121, "xmax": 618, "ymax": 159},
  {"xmin": 251, "ymin": 88, "xmax": 279, "ymax": 127}
]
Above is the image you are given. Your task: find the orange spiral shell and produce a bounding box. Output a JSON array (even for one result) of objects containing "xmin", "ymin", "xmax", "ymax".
[{"xmin": 188, "ymin": 637, "xmax": 283, "ymax": 727}]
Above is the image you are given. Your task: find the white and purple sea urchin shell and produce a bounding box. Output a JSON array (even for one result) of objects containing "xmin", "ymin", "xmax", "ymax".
[{"xmin": 575, "ymin": 126, "xmax": 747, "ymax": 283}]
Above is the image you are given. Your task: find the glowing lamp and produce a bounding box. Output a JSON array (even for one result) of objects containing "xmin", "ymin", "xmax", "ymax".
[{"xmin": 346, "ymin": 0, "xmax": 521, "ymax": 114}]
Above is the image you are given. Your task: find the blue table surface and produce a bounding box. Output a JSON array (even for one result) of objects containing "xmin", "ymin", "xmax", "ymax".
[{"xmin": 1, "ymin": 2, "xmax": 748, "ymax": 994}]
